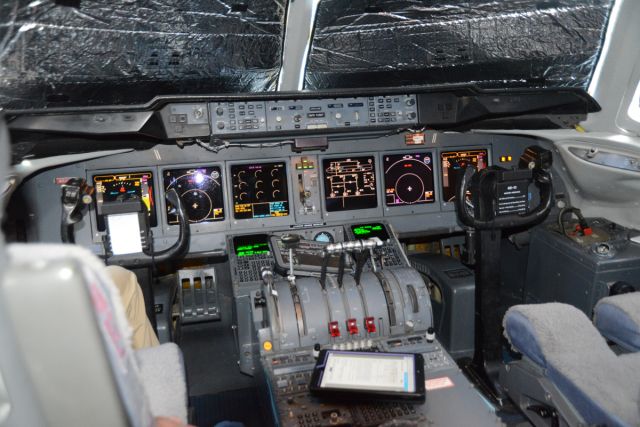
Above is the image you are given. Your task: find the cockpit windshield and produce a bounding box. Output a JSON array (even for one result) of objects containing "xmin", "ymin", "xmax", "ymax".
[
  {"xmin": 0, "ymin": 0, "xmax": 286, "ymax": 110},
  {"xmin": 0, "ymin": 0, "xmax": 614, "ymax": 110},
  {"xmin": 304, "ymin": 0, "xmax": 615, "ymax": 91}
]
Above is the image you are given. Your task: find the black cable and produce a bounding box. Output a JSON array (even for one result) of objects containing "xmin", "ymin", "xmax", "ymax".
[{"xmin": 557, "ymin": 206, "xmax": 589, "ymax": 237}]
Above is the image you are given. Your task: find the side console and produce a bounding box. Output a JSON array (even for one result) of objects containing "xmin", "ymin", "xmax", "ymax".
[{"xmin": 525, "ymin": 217, "xmax": 640, "ymax": 315}]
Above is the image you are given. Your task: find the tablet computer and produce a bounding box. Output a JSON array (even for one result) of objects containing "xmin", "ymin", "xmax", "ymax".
[{"xmin": 309, "ymin": 350, "xmax": 425, "ymax": 403}]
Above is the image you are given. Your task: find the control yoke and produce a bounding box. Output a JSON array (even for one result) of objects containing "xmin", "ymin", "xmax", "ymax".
[
  {"xmin": 455, "ymin": 148, "xmax": 553, "ymax": 231},
  {"xmin": 60, "ymin": 178, "xmax": 94, "ymax": 244},
  {"xmin": 143, "ymin": 189, "xmax": 191, "ymax": 263},
  {"xmin": 454, "ymin": 145, "xmax": 553, "ymax": 403}
]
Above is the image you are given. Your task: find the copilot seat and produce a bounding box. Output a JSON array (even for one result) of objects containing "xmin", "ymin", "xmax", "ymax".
[
  {"xmin": 594, "ymin": 292, "xmax": 640, "ymax": 352},
  {"xmin": 500, "ymin": 303, "xmax": 640, "ymax": 427}
]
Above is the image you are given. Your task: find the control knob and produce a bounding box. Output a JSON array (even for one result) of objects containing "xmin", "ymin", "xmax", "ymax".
[
  {"xmin": 216, "ymin": 107, "xmax": 224, "ymax": 116},
  {"xmin": 426, "ymin": 327, "xmax": 435, "ymax": 343},
  {"xmin": 407, "ymin": 112, "xmax": 417, "ymax": 120},
  {"xmin": 406, "ymin": 98, "xmax": 416, "ymax": 106},
  {"xmin": 216, "ymin": 122, "xmax": 225, "ymax": 130},
  {"xmin": 281, "ymin": 233, "xmax": 301, "ymax": 250},
  {"xmin": 293, "ymin": 114, "xmax": 302, "ymax": 123}
]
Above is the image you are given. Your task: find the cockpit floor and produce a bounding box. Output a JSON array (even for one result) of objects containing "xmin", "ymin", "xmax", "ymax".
[
  {"xmin": 191, "ymin": 388, "xmax": 265, "ymax": 427},
  {"xmin": 177, "ymin": 262, "xmax": 264, "ymax": 425}
]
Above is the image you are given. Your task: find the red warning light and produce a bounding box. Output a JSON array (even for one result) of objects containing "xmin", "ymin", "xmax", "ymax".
[
  {"xmin": 365, "ymin": 317, "xmax": 376, "ymax": 333},
  {"xmin": 347, "ymin": 318, "xmax": 359, "ymax": 335},
  {"xmin": 329, "ymin": 321, "xmax": 341, "ymax": 338},
  {"xmin": 119, "ymin": 186, "xmax": 126, "ymax": 193}
]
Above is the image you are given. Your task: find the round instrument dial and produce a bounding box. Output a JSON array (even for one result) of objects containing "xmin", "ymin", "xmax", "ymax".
[{"xmin": 313, "ymin": 231, "xmax": 334, "ymax": 243}]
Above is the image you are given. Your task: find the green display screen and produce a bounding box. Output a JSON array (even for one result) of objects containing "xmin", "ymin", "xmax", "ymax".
[
  {"xmin": 350, "ymin": 223, "xmax": 389, "ymax": 241},
  {"xmin": 233, "ymin": 234, "xmax": 270, "ymax": 257}
]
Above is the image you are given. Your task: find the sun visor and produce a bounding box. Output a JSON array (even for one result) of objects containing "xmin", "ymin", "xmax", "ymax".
[
  {"xmin": 0, "ymin": 0, "xmax": 285, "ymax": 110},
  {"xmin": 305, "ymin": 0, "xmax": 614, "ymax": 91}
]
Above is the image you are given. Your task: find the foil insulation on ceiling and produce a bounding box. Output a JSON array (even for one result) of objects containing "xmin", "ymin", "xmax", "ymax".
[
  {"xmin": 305, "ymin": 0, "xmax": 614, "ymax": 91},
  {"xmin": 0, "ymin": 0, "xmax": 285, "ymax": 109}
]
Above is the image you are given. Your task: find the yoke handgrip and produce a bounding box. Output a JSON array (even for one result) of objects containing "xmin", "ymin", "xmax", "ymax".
[{"xmin": 455, "ymin": 166, "xmax": 553, "ymax": 231}]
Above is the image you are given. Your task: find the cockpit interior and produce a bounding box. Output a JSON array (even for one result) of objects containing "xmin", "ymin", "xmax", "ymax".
[{"xmin": 1, "ymin": 1, "xmax": 640, "ymax": 426}]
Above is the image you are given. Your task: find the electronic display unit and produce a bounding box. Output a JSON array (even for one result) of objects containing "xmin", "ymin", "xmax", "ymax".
[
  {"xmin": 309, "ymin": 350, "xmax": 425, "ymax": 403},
  {"xmin": 323, "ymin": 156, "xmax": 377, "ymax": 212},
  {"xmin": 93, "ymin": 171, "xmax": 157, "ymax": 232},
  {"xmin": 441, "ymin": 149, "xmax": 488, "ymax": 202},
  {"xmin": 233, "ymin": 234, "xmax": 270, "ymax": 257},
  {"xmin": 350, "ymin": 223, "xmax": 390, "ymax": 241},
  {"xmin": 231, "ymin": 162, "xmax": 289, "ymax": 220},
  {"xmin": 383, "ymin": 152, "xmax": 435, "ymax": 206},
  {"xmin": 163, "ymin": 167, "xmax": 225, "ymax": 224}
]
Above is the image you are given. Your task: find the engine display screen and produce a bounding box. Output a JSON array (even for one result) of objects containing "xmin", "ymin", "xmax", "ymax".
[
  {"xmin": 383, "ymin": 152, "xmax": 435, "ymax": 206},
  {"xmin": 93, "ymin": 171, "xmax": 157, "ymax": 232},
  {"xmin": 163, "ymin": 167, "xmax": 224, "ymax": 224},
  {"xmin": 350, "ymin": 223, "xmax": 390, "ymax": 241},
  {"xmin": 233, "ymin": 234, "xmax": 270, "ymax": 257},
  {"xmin": 323, "ymin": 156, "xmax": 377, "ymax": 212},
  {"xmin": 231, "ymin": 162, "xmax": 289, "ymax": 220},
  {"xmin": 441, "ymin": 149, "xmax": 488, "ymax": 202}
]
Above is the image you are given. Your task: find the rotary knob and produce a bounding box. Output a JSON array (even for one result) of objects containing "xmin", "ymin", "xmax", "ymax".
[
  {"xmin": 293, "ymin": 114, "xmax": 302, "ymax": 123},
  {"xmin": 216, "ymin": 107, "xmax": 224, "ymax": 116}
]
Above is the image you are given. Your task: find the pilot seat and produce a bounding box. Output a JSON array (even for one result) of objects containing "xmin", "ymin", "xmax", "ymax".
[
  {"xmin": 501, "ymin": 302, "xmax": 640, "ymax": 427},
  {"xmin": 0, "ymin": 243, "xmax": 188, "ymax": 427}
]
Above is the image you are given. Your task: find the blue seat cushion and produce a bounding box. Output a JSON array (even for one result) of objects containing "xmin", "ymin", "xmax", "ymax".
[
  {"xmin": 594, "ymin": 293, "xmax": 640, "ymax": 352},
  {"xmin": 504, "ymin": 303, "xmax": 640, "ymax": 427}
]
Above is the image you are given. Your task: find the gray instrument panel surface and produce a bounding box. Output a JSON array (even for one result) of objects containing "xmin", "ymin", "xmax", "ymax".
[{"xmin": 17, "ymin": 132, "xmax": 567, "ymax": 261}]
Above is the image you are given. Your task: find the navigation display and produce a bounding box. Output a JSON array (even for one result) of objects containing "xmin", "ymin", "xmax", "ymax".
[
  {"xmin": 233, "ymin": 234, "xmax": 270, "ymax": 257},
  {"xmin": 93, "ymin": 171, "xmax": 157, "ymax": 231},
  {"xmin": 323, "ymin": 156, "xmax": 377, "ymax": 212},
  {"xmin": 441, "ymin": 149, "xmax": 488, "ymax": 202},
  {"xmin": 163, "ymin": 167, "xmax": 225, "ymax": 224},
  {"xmin": 351, "ymin": 223, "xmax": 390, "ymax": 241},
  {"xmin": 383, "ymin": 152, "xmax": 435, "ymax": 206},
  {"xmin": 231, "ymin": 162, "xmax": 289, "ymax": 220}
]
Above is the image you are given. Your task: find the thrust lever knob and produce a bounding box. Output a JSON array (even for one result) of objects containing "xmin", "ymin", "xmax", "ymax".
[
  {"xmin": 281, "ymin": 233, "xmax": 301, "ymax": 250},
  {"xmin": 426, "ymin": 327, "xmax": 435, "ymax": 343}
]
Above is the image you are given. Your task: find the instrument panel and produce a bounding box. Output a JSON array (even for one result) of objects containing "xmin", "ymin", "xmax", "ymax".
[
  {"xmin": 441, "ymin": 149, "xmax": 488, "ymax": 203},
  {"xmin": 163, "ymin": 167, "xmax": 225, "ymax": 224},
  {"xmin": 383, "ymin": 152, "xmax": 435, "ymax": 207},
  {"xmin": 89, "ymin": 148, "xmax": 493, "ymax": 236},
  {"xmin": 93, "ymin": 171, "xmax": 157, "ymax": 231},
  {"xmin": 323, "ymin": 156, "xmax": 378, "ymax": 212},
  {"xmin": 231, "ymin": 162, "xmax": 290, "ymax": 220}
]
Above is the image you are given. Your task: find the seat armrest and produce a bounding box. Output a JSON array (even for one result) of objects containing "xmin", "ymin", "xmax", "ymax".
[{"xmin": 136, "ymin": 343, "xmax": 188, "ymax": 423}]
